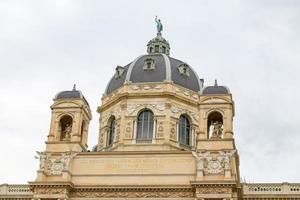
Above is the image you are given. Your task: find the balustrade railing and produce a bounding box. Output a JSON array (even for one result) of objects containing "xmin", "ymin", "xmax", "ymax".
[
  {"xmin": 0, "ymin": 184, "xmax": 32, "ymax": 196},
  {"xmin": 243, "ymin": 183, "xmax": 300, "ymax": 195}
]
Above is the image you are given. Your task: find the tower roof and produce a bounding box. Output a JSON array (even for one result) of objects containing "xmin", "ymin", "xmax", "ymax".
[
  {"xmin": 54, "ymin": 84, "xmax": 90, "ymax": 106},
  {"xmin": 201, "ymin": 80, "xmax": 230, "ymax": 95}
]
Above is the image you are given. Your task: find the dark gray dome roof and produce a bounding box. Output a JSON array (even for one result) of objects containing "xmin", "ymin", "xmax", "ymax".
[
  {"xmin": 105, "ymin": 54, "xmax": 203, "ymax": 94},
  {"xmin": 201, "ymin": 81, "xmax": 230, "ymax": 95},
  {"xmin": 55, "ymin": 90, "xmax": 83, "ymax": 99},
  {"xmin": 54, "ymin": 85, "xmax": 89, "ymax": 106}
]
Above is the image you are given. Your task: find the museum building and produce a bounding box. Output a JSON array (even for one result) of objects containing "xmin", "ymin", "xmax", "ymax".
[{"xmin": 1, "ymin": 23, "xmax": 300, "ymax": 200}]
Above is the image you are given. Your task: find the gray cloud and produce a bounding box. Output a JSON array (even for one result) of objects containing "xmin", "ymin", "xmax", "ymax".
[{"xmin": 0, "ymin": 0, "xmax": 299, "ymax": 183}]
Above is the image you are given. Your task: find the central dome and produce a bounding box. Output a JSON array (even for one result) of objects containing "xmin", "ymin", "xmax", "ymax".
[{"xmin": 105, "ymin": 33, "xmax": 203, "ymax": 95}]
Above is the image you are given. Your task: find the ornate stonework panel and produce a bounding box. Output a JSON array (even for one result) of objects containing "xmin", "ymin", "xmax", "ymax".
[
  {"xmin": 196, "ymin": 187, "xmax": 231, "ymax": 194},
  {"xmin": 125, "ymin": 120, "xmax": 133, "ymax": 139},
  {"xmin": 126, "ymin": 103, "xmax": 165, "ymax": 116},
  {"xmin": 157, "ymin": 121, "xmax": 164, "ymax": 137},
  {"xmin": 170, "ymin": 122, "xmax": 176, "ymax": 140},
  {"xmin": 129, "ymin": 84, "xmax": 163, "ymax": 92},
  {"xmin": 201, "ymin": 97, "xmax": 229, "ymax": 104},
  {"xmin": 101, "ymin": 106, "xmax": 122, "ymax": 125},
  {"xmin": 72, "ymin": 189, "xmax": 193, "ymax": 198},
  {"xmin": 35, "ymin": 151, "xmax": 77, "ymax": 175},
  {"xmin": 171, "ymin": 105, "xmax": 199, "ymax": 122},
  {"xmin": 174, "ymin": 87, "xmax": 199, "ymax": 101},
  {"xmin": 115, "ymin": 119, "xmax": 121, "ymax": 141},
  {"xmin": 192, "ymin": 150, "xmax": 235, "ymax": 175},
  {"xmin": 34, "ymin": 188, "xmax": 66, "ymax": 195}
]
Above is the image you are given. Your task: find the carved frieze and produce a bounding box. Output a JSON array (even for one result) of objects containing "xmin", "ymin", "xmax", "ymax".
[
  {"xmin": 196, "ymin": 187, "xmax": 231, "ymax": 194},
  {"xmin": 192, "ymin": 150, "xmax": 235, "ymax": 175},
  {"xmin": 34, "ymin": 188, "xmax": 66, "ymax": 195},
  {"xmin": 72, "ymin": 190, "xmax": 193, "ymax": 198},
  {"xmin": 174, "ymin": 87, "xmax": 199, "ymax": 101},
  {"xmin": 129, "ymin": 84, "xmax": 163, "ymax": 92}
]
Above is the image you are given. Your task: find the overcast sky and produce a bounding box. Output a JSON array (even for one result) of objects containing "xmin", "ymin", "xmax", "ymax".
[{"xmin": 0, "ymin": 0, "xmax": 299, "ymax": 184}]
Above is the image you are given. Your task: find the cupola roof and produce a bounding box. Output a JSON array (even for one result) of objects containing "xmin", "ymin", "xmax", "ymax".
[
  {"xmin": 54, "ymin": 84, "xmax": 90, "ymax": 106},
  {"xmin": 105, "ymin": 18, "xmax": 203, "ymax": 95},
  {"xmin": 201, "ymin": 80, "xmax": 230, "ymax": 95}
]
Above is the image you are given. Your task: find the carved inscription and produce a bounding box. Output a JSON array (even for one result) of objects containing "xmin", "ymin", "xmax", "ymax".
[{"xmin": 75, "ymin": 157, "xmax": 194, "ymax": 174}]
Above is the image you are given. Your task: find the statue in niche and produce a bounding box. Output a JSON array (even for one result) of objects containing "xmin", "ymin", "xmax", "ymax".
[
  {"xmin": 211, "ymin": 121, "xmax": 223, "ymax": 139},
  {"xmin": 62, "ymin": 123, "xmax": 72, "ymax": 141},
  {"xmin": 155, "ymin": 16, "xmax": 163, "ymax": 33}
]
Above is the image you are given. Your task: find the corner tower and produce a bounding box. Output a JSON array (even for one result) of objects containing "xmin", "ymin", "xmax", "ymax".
[{"xmin": 46, "ymin": 85, "xmax": 92, "ymax": 152}]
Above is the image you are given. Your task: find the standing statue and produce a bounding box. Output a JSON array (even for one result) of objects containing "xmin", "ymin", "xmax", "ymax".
[
  {"xmin": 62, "ymin": 123, "xmax": 72, "ymax": 141},
  {"xmin": 155, "ymin": 16, "xmax": 163, "ymax": 33},
  {"xmin": 211, "ymin": 121, "xmax": 223, "ymax": 139}
]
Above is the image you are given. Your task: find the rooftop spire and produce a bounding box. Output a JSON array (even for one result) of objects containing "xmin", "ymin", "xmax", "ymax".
[
  {"xmin": 72, "ymin": 84, "xmax": 76, "ymax": 91},
  {"xmin": 147, "ymin": 16, "xmax": 170, "ymax": 55},
  {"xmin": 214, "ymin": 79, "xmax": 218, "ymax": 86}
]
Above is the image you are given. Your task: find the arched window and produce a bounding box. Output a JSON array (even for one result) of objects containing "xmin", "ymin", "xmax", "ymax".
[
  {"xmin": 108, "ymin": 117, "xmax": 116, "ymax": 146},
  {"xmin": 179, "ymin": 115, "xmax": 190, "ymax": 145},
  {"xmin": 136, "ymin": 109, "xmax": 154, "ymax": 141},
  {"xmin": 207, "ymin": 111, "xmax": 223, "ymax": 139},
  {"xmin": 59, "ymin": 115, "xmax": 73, "ymax": 141}
]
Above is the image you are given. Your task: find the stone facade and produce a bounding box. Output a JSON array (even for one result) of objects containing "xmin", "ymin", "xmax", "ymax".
[{"xmin": 1, "ymin": 31, "xmax": 299, "ymax": 200}]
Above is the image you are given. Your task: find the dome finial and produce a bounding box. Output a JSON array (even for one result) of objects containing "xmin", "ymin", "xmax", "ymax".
[
  {"xmin": 72, "ymin": 84, "xmax": 76, "ymax": 91},
  {"xmin": 214, "ymin": 79, "xmax": 218, "ymax": 86},
  {"xmin": 147, "ymin": 16, "xmax": 170, "ymax": 55}
]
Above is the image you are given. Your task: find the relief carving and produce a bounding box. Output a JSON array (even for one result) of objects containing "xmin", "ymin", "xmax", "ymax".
[
  {"xmin": 72, "ymin": 191, "xmax": 193, "ymax": 198},
  {"xmin": 101, "ymin": 107, "xmax": 122, "ymax": 125},
  {"xmin": 157, "ymin": 121, "xmax": 164, "ymax": 137},
  {"xmin": 99, "ymin": 132, "xmax": 104, "ymax": 145},
  {"xmin": 196, "ymin": 187, "xmax": 231, "ymax": 194},
  {"xmin": 192, "ymin": 150, "xmax": 235, "ymax": 175},
  {"xmin": 171, "ymin": 105, "xmax": 198, "ymax": 122},
  {"xmin": 129, "ymin": 84, "xmax": 163, "ymax": 92},
  {"xmin": 34, "ymin": 188, "xmax": 66, "ymax": 195},
  {"xmin": 35, "ymin": 151, "xmax": 77, "ymax": 175},
  {"xmin": 126, "ymin": 103, "xmax": 165, "ymax": 116},
  {"xmin": 125, "ymin": 121, "xmax": 132, "ymax": 138},
  {"xmin": 170, "ymin": 122, "xmax": 176, "ymax": 140}
]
